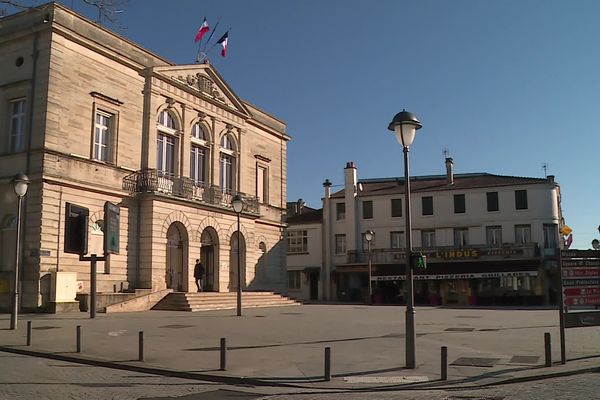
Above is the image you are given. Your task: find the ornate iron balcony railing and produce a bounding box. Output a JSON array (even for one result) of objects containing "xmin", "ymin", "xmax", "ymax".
[{"xmin": 123, "ymin": 168, "xmax": 259, "ymax": 214}]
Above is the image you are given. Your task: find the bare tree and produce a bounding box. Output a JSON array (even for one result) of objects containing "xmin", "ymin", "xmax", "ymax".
[
  {"xmin": 1, "ymin": 0, "xmax": 128, "ymax": 27},
  {"xmin": 81, "ymin": 0, "xmax": 128, "ymax": 27}
]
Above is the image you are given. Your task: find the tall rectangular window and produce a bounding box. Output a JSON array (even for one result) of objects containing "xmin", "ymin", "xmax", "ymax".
[
  {"xmin": 421, "ymin": 230, "xmax": 436, "ymax": 248},
  {"xmin": 390, "ymin": 231, "xmax": 404, "ymax": 249},
  {"xmin": 336, "ymin": 203, "xmax": 345, "ymax": 220},
  {"xmin": 93, "ymin": 111, "xmax": 112, "ymax": 162},
  {"xmin": 256, "ymin": 165, "xmax": 268, "ymax": 203},
  {"xmin": 454, "ymin": 228, "xmax": 469, "ymax": 247},
  {"xmin": 515, "ymin": 190, "xmax": 528, "ymax": 210},
  {"xmin": 9, "ymin": 99, "xmax": 26, "ymax": 153},
  {"xmin": 335, "ymin": 234, "xmax": 346, "ymax": 254},
  {"xmin": 157, "ymin": 133, "xmax": 175, "ymax": 176},
  {"xmin": 190, "ymin": 145, "xmax": 206, "ymax": 184},
  {"xmin": 391, "ymin": 198, "xmax": 402, "ymax": 217},
  {"xmin": 486, "ymin": 226, "xmax": 503, "ymax": 246},
  {"xmin": 422, "ymin": 196, "xmax": 433, "ymax": 216},
  {"xmin": 515, "ymin": 224, "xmax": 531, "ymax": 243},
  {"xmin": 487, "ymin": 192, "xmax": 499, "ymax": 212},
  {"xmin": 220, "ymin": 154, "xmax": 234, "ymax": 192},
  {"xmin": 454, "ymin": 194, "xmax": 466, "ymax": 214},
  {"xmin": 543, "ymin": 224, "xmax": 558, "ymax": 249},
  {"xmin": 363, "ymin": 200, "xmax": 373, "ymax": 219},
  {"xmin": 287, "ymin": 230, "xmax": 308, "ymax": 254}
]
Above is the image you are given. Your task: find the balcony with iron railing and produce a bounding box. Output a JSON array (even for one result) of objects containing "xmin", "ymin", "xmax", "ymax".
[
  {"xmin": 122, "ymin": 168, "xmax": 259, "ymax": 215},
  {"xmin": 346, "ymin": 243, "xmax": 542, "ymax": 265}
]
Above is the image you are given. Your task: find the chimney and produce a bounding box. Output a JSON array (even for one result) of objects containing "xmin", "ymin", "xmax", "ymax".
[
  {"xmin": 445, "ymin": 157, "xmax": 454, "ymax": 185},
  {"xmin": 547, "ymin": 175, "xmax": 555, "ymax": 183},
  {"xmin": 323, "ymin": 179, "xmax": 332, "ymax": 199},
  {"xmin": 344, "ymin": 161, "xmax": 357, "ymax": 193}
]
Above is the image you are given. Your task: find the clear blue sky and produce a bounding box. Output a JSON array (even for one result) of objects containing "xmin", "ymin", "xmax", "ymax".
[{"xmin": 8, "ymin": 0, "xmax": 600, "ymax": 249}]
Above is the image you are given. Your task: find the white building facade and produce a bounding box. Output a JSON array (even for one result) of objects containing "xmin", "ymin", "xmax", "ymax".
[{"xmin": 288, "ymin": 159, "xmax": 564, "ymax": 306}]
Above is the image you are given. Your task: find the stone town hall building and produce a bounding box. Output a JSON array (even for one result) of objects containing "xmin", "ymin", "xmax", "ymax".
[{"xmin": 0, "ymin": 4, "xmax": 290, "ymax": 312}]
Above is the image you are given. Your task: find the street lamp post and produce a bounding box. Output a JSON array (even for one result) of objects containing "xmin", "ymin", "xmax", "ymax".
[
  {"xmin": 388, "ymin": 109, "xmax": 422, "ymax": 369},
  {"xmin": 10, "ymin": 172, "xmax": 30, "ymax": 330},
  {"xmin": 365, "ymin": 230, "xmax": 374, "ymax": 304},
  {"xmin": 231, "ymin": 195, "xmax": 244, "ymax": 317}
]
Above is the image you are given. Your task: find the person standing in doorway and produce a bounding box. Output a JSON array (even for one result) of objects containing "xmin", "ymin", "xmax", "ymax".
[{"xmin": 194, "ymin": 259, "xmax": 205, "ymax": 292}]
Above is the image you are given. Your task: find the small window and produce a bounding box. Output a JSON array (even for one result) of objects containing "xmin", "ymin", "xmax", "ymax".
[
  {"xmin": 515, "ymin": 190, "xmax": 528, "ymax": 210},
  {"xmin": 454, "ymin": 194, "xmax": 465, "ymax": 214},
  {"xmin": 256, "ymin": 165, "xmax": 268, "ymax": 203},
  {"xmin": 287, "ymin": 230, "xmax": 308, "ymax": 254},
  {"xmin": 390, "ymin": 231, "xmax": 404, "ymax": 249},
  {"xmin": 487, "ymin": 192, "xmax": 499, "ymax": 212},
  {"xmin": 421, "ymin": 230, "xmax": 436, "ymax": 248},
  {"xmin": 391, "ymin": 198, "xmax": 402, "ymax": 217},
  {"xmin": 486, "ymin": 226, "xmax": 502, "ymax": 246},
  {"xmin": 543, "ymin": 224, "xmax": 558, "ymax": 249},
  {"xmin": 336, "ymin": 202, "xmax": 345, "ymax": 220},
  {"xmin": 93, "ymin": 110, "xmax": 114, "ymax": 162},
  {"xmin": 9, "ymin": 98, "xmax": 26, "ymax": 153},
  {"xmin": 362, "ymin": 200, "xmax": 373, "ymax": 219},
  {"xmin": 454, "ymin": 228, "xmax": 469, "ymax": 247},
  {"xmin": 288, "ymin": 271, "xmax": 301, "ymax": 290},
  {"xmin": 422, "ymin": 196, "xmax": 433, "ymax": 216},
  {"xmin": 335, "ymin": 234, "xmax": 346, "ymax": 255},
  {"xmin": 515, "ymin": 224, "xmax": 531, "ymax": 243}
]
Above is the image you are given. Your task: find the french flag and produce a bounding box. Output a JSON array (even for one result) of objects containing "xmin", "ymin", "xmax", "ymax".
[
  {"xmin": 217, "ymin": 31, "xmax": 229, "ymax": 57},
  {"xmin": 194, "ymin": 18, "xmax": 209, "ymax": 43}
]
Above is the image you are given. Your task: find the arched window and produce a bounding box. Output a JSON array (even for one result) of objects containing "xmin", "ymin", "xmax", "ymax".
[
  {"xmin": 157, "ymin": 110, "xmax": 178, "ymax": 177},
  {"xmin": 219, "ymin": 133, "xmax": 236, "ymax": 193},
  {"xmin": 191, "ymin": 123, "xmax": 209, "ymax": 186}
]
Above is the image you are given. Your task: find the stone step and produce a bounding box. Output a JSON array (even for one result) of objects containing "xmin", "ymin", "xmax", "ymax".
[{"xmin": 153, "ymin": 291, "xmax": 300, "ymax": 312}]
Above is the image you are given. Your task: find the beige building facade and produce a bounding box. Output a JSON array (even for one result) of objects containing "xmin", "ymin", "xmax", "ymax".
[{"xmin": 0, "ymin": 4, "xmax": 289, "ymax": 312}]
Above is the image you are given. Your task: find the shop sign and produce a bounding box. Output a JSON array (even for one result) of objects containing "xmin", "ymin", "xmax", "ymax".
[
  {"xmin": 564, "ymin": 287, "xmax": 600, "ymax": 296},
  {"xmin": 561, "ymin": 250, "xmax": 600, "ymax": 259},
  {"xmin": 565, "ymin": 311, "xmax": 600, "ymax": 328},
  {"xmin": 372, "ymin": 271, "xmax": 537, "ymax": 281},
  {"xmin": 562, "ymin": 278, "xmax": 600, "ymax": 287},
  {"xmin": 562, "ymin": 268, "xmax": 600, "ymax": 278},
  {"xmin": 434, "ymin": 249, "xmax": 480, "ymax": 260},
  {"xmin": 482, "ymin": 248, "xmax": 524, "ymax": 257},
  {"xmin": 562, "ymin": 259, "xmax": 600, "ymax": 268},
  {"xmin": 564, "ymin": 296, "xmax": 600, "ymax": 307}
]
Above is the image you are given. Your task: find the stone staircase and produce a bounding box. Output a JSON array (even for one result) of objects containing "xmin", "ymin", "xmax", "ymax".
[{"xmin": 152, "ymin": 291, "xmax": 300, "ymax": 312}]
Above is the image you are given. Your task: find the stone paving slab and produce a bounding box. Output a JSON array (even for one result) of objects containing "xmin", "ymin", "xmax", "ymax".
[{"xmin": 1, "ymin": 305, "xmax": 599, "ymax": 390}]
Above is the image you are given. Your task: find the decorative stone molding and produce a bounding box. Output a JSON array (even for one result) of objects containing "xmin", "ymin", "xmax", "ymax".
[{"xmin": 173, "ymin": 73, "xmax": 226, "ymax": 103}]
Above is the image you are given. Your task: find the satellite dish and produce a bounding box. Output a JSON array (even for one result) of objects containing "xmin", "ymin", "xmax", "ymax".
[{"xmin": 592, "ymin": 239, "xmax": 600, "ymax": 250}]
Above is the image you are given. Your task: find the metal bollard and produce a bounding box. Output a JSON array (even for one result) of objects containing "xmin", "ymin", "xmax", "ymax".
[
  {"xmin": 441, "ymin": 346, "xmax": 448, "ymax": 380},
  {"xmin": 324, "ymin": 347, "xmax": 331, "ymax": 381},
  {"xmin": 26, "ymin": 321, "xmax": 32, "ymax": 346},
  {"xmin": 76, "ymin": 325, "xmax": 81, "ymax": 353},
  {"xmin": 544, "ymin": 332, "xmax": 552, "ymax": 367},
  {"xmin": 220, "ymin": 338, "xmax": 227, "ymax": 371},
  {"xmin": 138, "ymin": 331, "xmax": 144, "ymax": 362}
]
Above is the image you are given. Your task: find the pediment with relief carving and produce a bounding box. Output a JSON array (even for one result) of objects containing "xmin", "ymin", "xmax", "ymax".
[{"xmin": 152, "ymin": 64, "xmax": 248, "ymax": 116}]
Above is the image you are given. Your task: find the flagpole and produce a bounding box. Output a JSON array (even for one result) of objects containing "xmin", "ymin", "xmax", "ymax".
[{"xmin": 203, "ymin": 17, "xmax": 221, "ymax": 53}]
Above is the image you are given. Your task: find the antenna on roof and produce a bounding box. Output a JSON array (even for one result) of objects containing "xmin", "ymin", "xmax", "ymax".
[
  {"xmin": 542, "ymin": 163, "xmax": 548, "ymax": 177},
  {"xmin": 443, "ymin": 148, "xmax": 450, "ymax": 159}
]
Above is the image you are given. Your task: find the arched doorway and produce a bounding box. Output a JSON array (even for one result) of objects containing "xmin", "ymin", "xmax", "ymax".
[
  {"xmin": 229, "ymin": 231, "xmax": 246, "ymax": 291},
  {"xmin": 166, "ymin": 222, "xmax": 188, "ymax": 291},
  {"xmin": 200, "ymin": 227, "xmax": 219, "ymax": 292}
]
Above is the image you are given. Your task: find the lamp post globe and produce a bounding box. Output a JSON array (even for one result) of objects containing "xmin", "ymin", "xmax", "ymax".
[
  {"xmin": 12, "ymin": 172, "xmax": 30, "ymax": 198},
  {"xmin": 231, "ymin": 194, "xmax": 244, "ymax": 316},
  {"xmin": 388, "ymin": 109, "xmax": 422, "ymax": 369},
  {"xmin": 387, "ymin": 109, "xmax": 422, "ymax": 148},
  {"xmin": 10, "ymin": 172, "xmax": 30, "ymax": 331}
]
